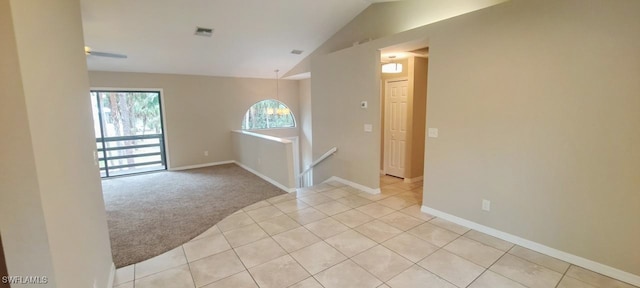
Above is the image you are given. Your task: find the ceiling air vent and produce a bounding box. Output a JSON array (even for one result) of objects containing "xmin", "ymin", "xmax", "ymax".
[
  {"xmin": 194, "ymin": 27, "xmax": 214, "ymax": 37},
  {"xmin": 291, "ymin": 49, "xmax": 304, "ymax": 55}
]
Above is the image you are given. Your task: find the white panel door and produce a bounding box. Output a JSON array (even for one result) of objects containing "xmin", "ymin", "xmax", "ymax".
[{"xmin": 384, "ymin": 80, "xmax": 408, "ymax": 178}]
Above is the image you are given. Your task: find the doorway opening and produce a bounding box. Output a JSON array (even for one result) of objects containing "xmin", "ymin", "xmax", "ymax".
[
  {"xmin": 380, "ymin": 45, "xmax": 429, "ymax": 188},
  {"xmin": 91, "ymin": 90, "xmax": 167, "ymax": 177}
]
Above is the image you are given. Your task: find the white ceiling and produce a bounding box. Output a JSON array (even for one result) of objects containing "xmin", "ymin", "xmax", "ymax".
[{"xmin": 81, "ymin": 0, "xmax": 373, "ymax": 79}]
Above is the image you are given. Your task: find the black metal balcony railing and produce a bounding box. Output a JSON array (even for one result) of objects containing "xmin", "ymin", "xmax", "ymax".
[{"xmin": 96, "ymin": 134, "xmax": 166, "ymax": 177}]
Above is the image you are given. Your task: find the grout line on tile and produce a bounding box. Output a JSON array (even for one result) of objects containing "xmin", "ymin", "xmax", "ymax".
[
  {"xmin": 421, "ymin": 266, "xmax": 463, "ymax": 288},
  {"xmin": 132, "ymin": 248, "xmax": 189, "ymax": 282},
  {"xmin": 487, "ymin": 252, "xmax": 549, "ymax": 288},
  {"xmin": 507, "ymin": 249, "xmax": 567, "ymax": 278},
  {"xmin": 465, "ymin": 268, "xmax": 491, "ymax": 288},
  {"xmin": 218, "ymin": 221, "xmax": 262, "ymax": 288},
  {"xmin": 180, "ymin": 245, "xmax": 197, "ymax": 288},
  {"xmin": 133, "ymin": 263, "xmax": 136, "ymax": 288},
  {"xmin": 443, "ymin": 235, "xmax": 508, "ymax": 270},
  {"xmin": 268, "ymin": 225, "xmax": 316, "ymax": 276},
  {"xmin": 554, "ymin": 264, "xmax": 574, "ymax": 288},
  {"xmin": 348, "ymin": 243, "xmax": 412, "ymax": 283},
  {"xmin": 301, "ymin": 239, "xmax": 350, "ymax": 276},
  {"xmin": 415, "ymin": 232, "xmax": 468, "ymax": 288}
]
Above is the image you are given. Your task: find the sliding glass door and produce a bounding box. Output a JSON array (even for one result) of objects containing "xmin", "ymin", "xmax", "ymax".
[{"xmin": 91, "ymin": 90, "xmax": 167, "ymax": 177}]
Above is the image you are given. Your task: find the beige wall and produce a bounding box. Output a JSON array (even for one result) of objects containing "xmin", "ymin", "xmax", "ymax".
[
  {"xmin": 312, "ymin": 0, "xmax": 639, "ymax": 278},
  {"xmin": 407, "ymin": 57, "xmax": 427, "ymax": 179},
  {"xmin": 89, "ymin": 72, "xmax": 299, "ymax": 169},
  {"xmin": 0, "ymin": 0, "xmax": 56, "ymax": 284},
  {"xmin": 231, "ymin": 131, "xmax": 295, "ymax": 190},
  {"xmin": 420, "ymin": 0, "xmax": 640, "ymax": 276},
  {"xmin": 311, "ymin": 48, "xmax": 380, "ymax": 189},
  {"xmin": 298, "ymin": 79, "xmax": 313, "ymax": 180},
  {"xmin": 285, "ymin": 0, "xmax": 505, "ymax": 78},
  {"xmin": 2, "ymin": 0, "xmax": 114, "ymax": 287}
]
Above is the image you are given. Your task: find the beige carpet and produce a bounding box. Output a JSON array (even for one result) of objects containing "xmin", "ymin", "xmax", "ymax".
[{"xmin": 102, "ymin": 163, "xmax": 286, "ymax": 268}]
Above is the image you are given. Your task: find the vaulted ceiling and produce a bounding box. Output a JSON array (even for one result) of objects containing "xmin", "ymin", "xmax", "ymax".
[{"xmin": 81, "ymin": 0, "xmax": 381, "ymax": 79}]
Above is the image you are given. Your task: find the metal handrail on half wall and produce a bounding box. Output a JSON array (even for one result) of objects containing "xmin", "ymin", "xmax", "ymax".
[{"xmin": 298, "ymin": 147, "xmax": 337, "ymax": 187}]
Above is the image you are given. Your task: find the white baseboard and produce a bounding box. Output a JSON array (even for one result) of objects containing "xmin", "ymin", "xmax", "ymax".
[
  {"xmin": 234, "ymin": 161, "xmax": 296, "ymax": 193},
  {"xmin": 325, "ymin": 176, "xmax": 381, "ymax": 195},
  {"xmin": 403, "ymin": 176, "xmax": 423, "ymax": 183},
  {"xmin": 169, "ymin": 160, "xmax": 234, "ymax": 171},
  {"xmin": 421, "ymin": 205, "xmax": 640, "ymax": 287},
  {"xmin": 168, "ymin": 160, "xmax": 296, "ymax": 193},
  {"xmin": 107, "ymin": 262, "xmax": 115, "ymax": 288}
]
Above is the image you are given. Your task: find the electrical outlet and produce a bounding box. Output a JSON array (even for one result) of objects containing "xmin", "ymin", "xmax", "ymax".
[
  {"xmin": 482, "ymin": 199, "xmax": 491, "ymax": 211},
  {"xmin": 204, "ymin": 151, "xmax": 209, "ymax": 156}
]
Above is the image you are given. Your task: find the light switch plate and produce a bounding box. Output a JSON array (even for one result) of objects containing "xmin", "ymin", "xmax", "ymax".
[
  {"xmin": 93, "ymin": 150, "xmax": 99, "ymax": 166},
  {"xmin": 428, "ymin": 128, "xmax": 439, "ymax": 138},
  {"xmin": 364, "ymin": 124, "xmax": 373, "ymax": 132}
]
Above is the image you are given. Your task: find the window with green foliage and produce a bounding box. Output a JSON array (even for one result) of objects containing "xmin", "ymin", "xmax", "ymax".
[{"xmin": 242, "ymin": 99, "xmax": 295, "ymax": 130}]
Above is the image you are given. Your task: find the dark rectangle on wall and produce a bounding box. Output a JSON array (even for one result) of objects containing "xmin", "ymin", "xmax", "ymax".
[{"xmin": 0, "ymin": 234, "xmax": 9, "ymax": 288}]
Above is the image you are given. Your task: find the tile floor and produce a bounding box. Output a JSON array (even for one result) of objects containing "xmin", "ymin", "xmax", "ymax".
[{"xmin": 113, "ymin": 176, "xmax": 637, "ymax": 288}]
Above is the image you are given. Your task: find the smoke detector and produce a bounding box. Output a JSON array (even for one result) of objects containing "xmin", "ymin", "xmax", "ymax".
[{"xmin": 194, "ymin": 27, "xmax": 214, "ymax": 37}]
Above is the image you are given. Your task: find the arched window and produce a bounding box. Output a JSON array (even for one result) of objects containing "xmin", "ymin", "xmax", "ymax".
[{"xmin": 242, "ymin": 99, "xmax": 296, "ymax": 130}]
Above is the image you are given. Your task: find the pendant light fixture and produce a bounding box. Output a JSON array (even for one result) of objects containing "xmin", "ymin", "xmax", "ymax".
[
  {"xmin": 266, "ymin": 69, "xmax": 290, "ymax": 116},
  {"xmin": 382, "ymin": 55, "xmax": 403, "ymax": 74}
]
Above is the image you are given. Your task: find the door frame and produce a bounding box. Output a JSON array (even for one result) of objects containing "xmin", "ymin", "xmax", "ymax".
[{"xmin": 383, "ymin": 77, "xmax": 409, "ymax": 178}]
